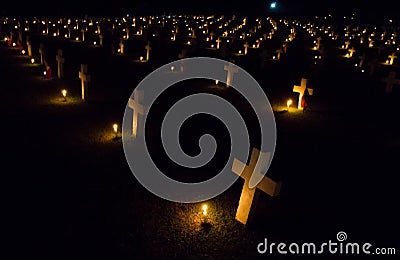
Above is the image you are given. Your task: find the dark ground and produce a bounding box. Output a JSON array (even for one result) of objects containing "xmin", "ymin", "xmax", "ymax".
[{"xmin": 1, "ymin": 17, "xmax": 400, "ymax": 259}]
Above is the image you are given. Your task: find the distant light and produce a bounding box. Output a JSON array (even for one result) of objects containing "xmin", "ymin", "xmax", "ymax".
[
  {"xmin": 270, "ymin": 2, "xmax": 277, "ymax": 9},
  {"xmin": 170, "ymin": 66, "xmax": 175, "ymax": 71},
  {"xmin": 113, "ymin": 124, "xmax": 118, "ymax": 134},
  {"xmin": 61, "ymin": 89, "xmax": 67, "ymax": 98},
  {"xmin": 140, "ymin": 56, "xmax": 144, "ymax": 61},
  {"xmin": 30, "ymin": 58, "xmax": 35, "ymax": 64}
]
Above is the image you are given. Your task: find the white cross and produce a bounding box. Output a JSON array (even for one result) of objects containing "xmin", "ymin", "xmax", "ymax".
[
  {"xmin": 210, "ymin": 32, "xmax": 214, "ymax": 40},
  {"xmin": 359, "ymin": 53, "xmax": 366, "ymax": 67},
  {"xmin": 99, "ymin": 34, "xmax": 103, "ymax": 46},
  {"xmin": 56, "ymin": 49, "xmax": 64, "ymax": 79},
  {"xmin": 293, "ymin": 78, "xmax": 310, "ymax": 110},
  {"xmin": 224, "ymin": 63, "xmax": 238, "ymax": 88},
  {"xmin": 276, "ymin": 48, "xmax": 283, "ymax": 60},
  {"xmin": 145, "ymin": 42, "xmax": 151, "ymax": 61},
  {"xmin": 383, "ymin": 72, "xmax": 400, "ymax": 94},
  {"xmin": 119, "ymin": 40, "xmax": 124, "ymax": 54},
  {"xmin": 216, "ymin": 38, "xmax": 222, "ymax": 49},
  {"xmin": 27, "ymin": 41, "xmax": 32, "ymax": 57},
  {"xmin": 347, "ymin": 47, "xmax": 356, "ymax": 58},
  {"xmin": 39, "ymin": 44, "xmax": 45, "ymax": 65},
  {"xmin": 79, "ymin": 64, "xmax": 91, "ymax": 101},
  {"xmin": 344, "ymin": 40, "xmax": 351, "ymax": 49},
  {"xmin": 128, "ymin": 90, "xmax": 146, "ymax": 138},
  {"xmin": 388, "ymin": 53, "xmax": 397, "ymax": 65},
  {"xmin": 243, "ymin": 42, "xmax": 249, "ymax": 55},
  {"xmin": 232, "ymin": 148, "xmax": 281, "ymax": 224},
  {"xmin": 81, "ymin": 28, "xmax": 85, "ymax": 41}
]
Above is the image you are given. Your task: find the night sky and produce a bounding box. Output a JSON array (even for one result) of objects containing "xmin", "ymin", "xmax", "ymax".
[{"xmin": 0, "ymin": 0, "xmax": 395, "ymax": 19}]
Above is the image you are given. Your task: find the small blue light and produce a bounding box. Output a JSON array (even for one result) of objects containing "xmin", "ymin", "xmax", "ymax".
[{"xmin": 270, "ymin": 2, "xmax": 277, "ymax": 9}]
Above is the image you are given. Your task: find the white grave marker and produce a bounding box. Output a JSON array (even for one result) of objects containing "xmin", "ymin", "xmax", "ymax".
[
  {"xmin": 243, "ymin": 42, "xmax": 249, "ymax": 55},
  {"xmin": 128, "ymin": 90, "xmax": 146, "ymax": 138},
  {"xmin": 145, "ymin": 42, "xmax": 151, "ymax": 61},
  {"xmin": 56, "ymin": 49, "xmax": 64, "ymax": 79},
  {"xmin": 383, "ymin": 72, "xmax": 400, "ymax": 94},
  {"xmin": 388, "ymin": 53, "xmax": 397, "ymax": 65},
  {"xmin": 216, "ymin": 37, "xmax": 222, "ymax": 49},
  {"xmin": 26, "ymin": 41, "xmax": 32, "ymax": 57},
  {"xmin": 39, "ymin": 44, "xmax": 45, "ymax": 65},
  {"xmin": 293, "ymin": 78, "xmax": 312, "ymax": 110},
  {"xmin": 79, "ymin": 64, "xmax": 91, "ymax": 101},
  {"xmin": 224, "ymin": 63, "xmax": 238, "ymax": 88},
  {"xmin": 232, "ymin": 148, "xmax": 281, "ymax": 224},
  {"xmin": 119, "ymin": 40, "xmax": 124, "ymax": 55}
]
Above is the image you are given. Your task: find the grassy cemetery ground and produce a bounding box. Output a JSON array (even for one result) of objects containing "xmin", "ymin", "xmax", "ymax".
[{"xmin": 1, "ymin": 16, "xmax": 400, "ymax": 259}]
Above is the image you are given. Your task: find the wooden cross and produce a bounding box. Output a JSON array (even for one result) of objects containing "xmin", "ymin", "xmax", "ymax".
[
  {"xmin": 382, "ymin": 72, "xmax": 400, "ymax": 94},
  {"xmin": 293, "ymin": 78, "xmax": 311, "ymax": 110},
  {"xmin": 79, "ymin": 64, "xmax": 91, "ymax": 102},
  {"xmin": 216, "ymin": 38, "xmax": 222, "ymax": 49},
  {"xmin": 243, "ymin": 42, "xmax": 249, "ymax": 55},
  {"xmin": 128, "ymin": 90, "xmax": 146, "ymax": 138},
  {"xmin": 56, "ymin": 49, "xmax": 64, "ymax": 79},
  {"xmin": 145, "ymin": 42, "xmax": 151, "ymax": 61},
  {"xmin": 232, "ymin": 148, "xmax": 281, "ymax": 224},
  {"xmin": 388, "ymin": 53, "xmax": 398, "ymax": 65},
  {"xmin": 224, "ymin": 63, "xmax": 238, "ymax": 88},
  {"xmin": 39, "ymin": 44, "xmax": 45, "ymax": 65}
]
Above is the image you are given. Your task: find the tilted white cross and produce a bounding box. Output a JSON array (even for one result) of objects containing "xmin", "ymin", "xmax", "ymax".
[
  {"xmin": 79, "ymin": 64, "xmax": 91, "ymax": 101},
  {"xmin": 293, "ymin": 78, "xmax": 312, "ymax": 110},
  {"xmin": 232, "ymin": 148, "xmax": 282, "ymax": 224},
  {"xmin": 347, "ymin": 47, "xmax": 356, "ymax": 58},
  {"xmin": 145, "ymin": 42, "xmax": 151, "ymax": 61},
  {"xmin": 128, "ymin": 90, "xmax": 146, "ymax": 138},
  {"xmin": 56, "ymin": 49, "xmax": 64, "ymax": 79},
  {"xmin": 224, "ymin": 63, "xmax": 239, "ymax": 88},
  {"xmin": 383, "ymin": 72, "xmax": 400, "ymax": 94}
]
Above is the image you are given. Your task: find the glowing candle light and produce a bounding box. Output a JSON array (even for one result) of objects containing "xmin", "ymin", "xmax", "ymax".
[
  {"xmin": 287, "ymin": 99, "xmax": 293, "ymax": 110},
  {"xmin": 30, "ymin": 58, "xmax": 35, "ymax": 64},
  {"xmin": 202, "ymin": 204, "xmax": 208, "ymax": 215},
  {"xmin": 113, "ymin": 124, "xmax": 118, "ymax": 134}
]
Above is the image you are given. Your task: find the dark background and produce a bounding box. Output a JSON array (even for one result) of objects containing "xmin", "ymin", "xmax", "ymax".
[{"xmin": 0, "ymin": 0, "xmax": 395, "ymax": 20}]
